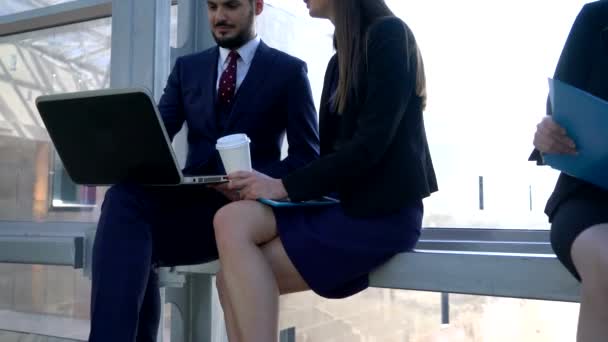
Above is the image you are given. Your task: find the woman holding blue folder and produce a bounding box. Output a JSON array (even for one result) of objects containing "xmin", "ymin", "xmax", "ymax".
[
  {"xmin": 532, "ymin": 1, "xmax": 608, "ymax": 341},
  {"xmin": 211, "ymin": 0, "xmax": 437, "ymax": 340}
]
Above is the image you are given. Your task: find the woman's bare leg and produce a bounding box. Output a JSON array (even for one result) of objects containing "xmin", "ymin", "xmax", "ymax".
[
  {"xmin": 213, "ymin": 201, "xmax": 281, "ymax": 342},
  {"xmin": 571, "ymin": 224, "xmax": 608, "ymax": 342},
  {"xmin": 216, "ymin": 270, "xmax": 242, "ymax": 342},
  {"xmin": 260, "ymin": 237, "xmax": 310, "ymax": 295}
]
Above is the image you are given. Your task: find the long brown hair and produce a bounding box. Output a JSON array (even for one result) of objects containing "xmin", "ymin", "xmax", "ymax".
[{"xmin": 332, "ymin": 0, "xmax": 427, "ymax": 112}]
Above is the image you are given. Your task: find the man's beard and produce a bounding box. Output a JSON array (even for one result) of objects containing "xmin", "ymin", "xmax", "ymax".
[
  {"xmin": 213, "ymin": 12, "xmax": 255, "ymax": 49},
  {"xmin": 213, "ymin": 28, "xmax": 252, "ymax": 49}
]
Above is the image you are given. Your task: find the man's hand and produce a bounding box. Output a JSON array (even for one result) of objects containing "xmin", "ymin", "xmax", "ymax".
[
  {"xmin": 208, "ymin": 182, "xmax": 240, "ymax": 202},
  {"xmin": 533, "ymin": 116, "xmax": 577, "ymax": 155},
  {"xmin": 227, "ymin": 170, "xmax": 288, "ymax": 200}
]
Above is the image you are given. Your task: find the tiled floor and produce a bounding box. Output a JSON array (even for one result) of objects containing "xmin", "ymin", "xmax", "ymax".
[
  {"xmin": 0, "ymin": 305, "xmax": 174, "ymax": 342},
  {"xmin": 0, "ymin": 331, "xmax": 81, "ymax": 342},
  {"xmin": 0, "ymin": 309, "xmax": 88, "ymax": 341}
]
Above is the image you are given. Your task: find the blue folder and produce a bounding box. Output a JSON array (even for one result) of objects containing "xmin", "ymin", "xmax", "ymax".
[
  {"xmin": 258, "ymin": 196, "xmax": 340, "ymax": 208},
  {"xmin": 543, "ymin": 78, "xmax": 608, "ymax": 190}
]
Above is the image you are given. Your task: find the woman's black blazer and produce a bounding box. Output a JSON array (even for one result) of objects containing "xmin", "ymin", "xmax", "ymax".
[
  {"xmin": 283, "ymin": 17, "xmax": 438, "ymax": 217},
  {"xmin": 530, "ymin": 1, "xmax": 608, "ymax": 219}
]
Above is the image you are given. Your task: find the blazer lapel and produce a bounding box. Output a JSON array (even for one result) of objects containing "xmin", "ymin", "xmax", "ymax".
[
  {"xmin": 203, "ymin": 48, "xmax": 220, "ymax": 131},
  {"xmin": 224, "ymin": 41, "xmax": 275, "ymax": 131}
]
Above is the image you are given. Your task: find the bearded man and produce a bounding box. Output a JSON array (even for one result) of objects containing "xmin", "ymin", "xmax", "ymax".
[{"xmin": 88, "ymin": 1, "xmax": 319, "ymax": 341}]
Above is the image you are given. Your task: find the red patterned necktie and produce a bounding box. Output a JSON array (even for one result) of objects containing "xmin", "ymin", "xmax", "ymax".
[{"xmin": 218, "ymin": 50, "xmax": 239, "ymax": 107}]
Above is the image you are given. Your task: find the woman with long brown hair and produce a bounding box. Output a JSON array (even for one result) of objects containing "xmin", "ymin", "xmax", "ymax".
[{"xmin": 213, "ymin": 0, "xmax": 437, "ymax": 340}]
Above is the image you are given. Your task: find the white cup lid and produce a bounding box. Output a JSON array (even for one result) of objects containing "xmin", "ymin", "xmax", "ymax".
[{"xmin": 216, "ymin": 133, "xmax": 251, "ymax": 150}]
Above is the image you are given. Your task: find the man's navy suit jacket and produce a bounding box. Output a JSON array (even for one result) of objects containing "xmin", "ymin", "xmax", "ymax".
[{"xmin": 158, "ymin": 41, "xmax": 320, "ymax": 178}]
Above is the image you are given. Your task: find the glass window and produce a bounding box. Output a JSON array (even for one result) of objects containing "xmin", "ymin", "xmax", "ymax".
[
  {"xmin": 0, "ymin": 0, "xmax": 77, "ymax": 16},
  {"xmin": 0, "ymin": 263, "xmax": 91, "ymax": 339},
  {"xmin": 256, "ymin": 1, "xmax": 334, "ymax": 159},
  {"xmin": 50, "ymin": 151, "xmax": 96, "ymax": 210},
  {"xmin": 0, "ymin": 17, "xmax": 111, "ymax": 221},
  {"xmin": 257, "ymin": 0, "xmax": 334, "ymax": 112},
  {"xmin": 385, "ymin": 0, "xmax": 593, "ymax": 229}
]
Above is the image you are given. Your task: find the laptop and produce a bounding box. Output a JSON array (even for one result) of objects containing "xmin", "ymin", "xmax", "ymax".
[{"xmin": 35, "ymin": 88, "xmax": 228, "ymax": 186}]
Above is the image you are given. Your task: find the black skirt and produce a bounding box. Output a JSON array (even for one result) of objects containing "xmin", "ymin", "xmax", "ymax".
[
  {"xmin": 274, "ymin": 200, "xmax": 423, "ymax": 298},
  {"xmin": 550, "ymin": 185, "xmax": 608, "ymax": 280}
]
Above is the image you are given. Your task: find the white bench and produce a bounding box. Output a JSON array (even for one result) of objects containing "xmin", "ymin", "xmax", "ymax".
[
  {"xmin": 162, "ymin": 228, "xmax": 580, "ymax": 342},
  {"xmin": 0, "ymin": 224, "xmax": 581, "ymax": 342}
]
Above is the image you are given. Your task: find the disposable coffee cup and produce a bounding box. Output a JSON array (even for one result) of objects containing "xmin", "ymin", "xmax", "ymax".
[{"xmin": 216, "ymin": 133, "xmax": 252, "ymax": 174}]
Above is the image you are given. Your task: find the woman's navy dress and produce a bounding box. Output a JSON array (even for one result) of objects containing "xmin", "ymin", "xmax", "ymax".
[{"xmin": 273, "ymin": 65, "xmax": 423, "ymax": 299}]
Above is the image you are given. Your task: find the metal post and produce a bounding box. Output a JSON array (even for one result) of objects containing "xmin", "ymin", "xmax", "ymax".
[
  {"xmin": 280, "ymin": 327, "xmax": 296, "ymax": 342},
  {"xmin": 110, "ymin": 0, "xmax": 171, "ymax": 340},
  {"xmin": 172, "ymin": 0, "xmax": 215, "ymax": 60},
  {"xmin": 165, "ymin": 273, "xmax": 218, "ymax": 342},
  {"xmin": 441, "ymin": 292, "xmax": 450, "ymax": 326},
  {"xmin": 478, "ymin": 176, "xmax": 484, "ymax": 210},
  {"xmin": 529, "ymin": 184, "xmax": 533, "ymax": 211},
  {"xmin": 110, "ymin": 0, "xmax": 170, "ymax": 100},
  {"xmin": 191, "ymin": 274, "xmax": 218, "ymax": 342}
]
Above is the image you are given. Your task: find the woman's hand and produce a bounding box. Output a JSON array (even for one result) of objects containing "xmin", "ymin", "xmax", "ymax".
[
  {"xmin": 533, "ymin": 116, "xmax": 577, "ymax": 155},
  {"xmin": 227, "ymin": 170, "xmax": 288, "ymax": 200}
]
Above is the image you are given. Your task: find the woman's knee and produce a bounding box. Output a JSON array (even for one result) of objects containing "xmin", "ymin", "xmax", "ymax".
[
  {"xmin": 572, "ymin": 224, "xmax": 608, "ymax": 286},
  {"xmin": 213, "ymin": 201, "xmax": 276, "ymax": 250},
  {"xmin": 214, "ymin": 202, "xmax": 252, "ymax": 249}
]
